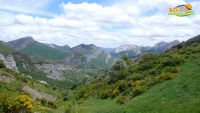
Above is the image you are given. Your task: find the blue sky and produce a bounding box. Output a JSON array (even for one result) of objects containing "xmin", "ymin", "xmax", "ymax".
[
  {"xmin": 0, "ymin": 0, "xmax": 200, "ymax": 47},
  {"xmin": 42, "ymin": 0, "xmax": 197, "ymax": 17}
]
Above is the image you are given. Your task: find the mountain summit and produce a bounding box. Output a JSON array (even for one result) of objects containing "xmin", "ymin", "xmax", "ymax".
[{"xmin": 8, "ymin": 37, "xmax": 35, "ymax": 50}]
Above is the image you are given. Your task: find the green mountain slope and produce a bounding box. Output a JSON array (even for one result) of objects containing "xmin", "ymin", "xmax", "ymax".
[
  {"xmin": 21, "ymin": 42, "xmax": 67, "ymax": 60},
  {"xmin": 8, "ymin": 38, "xmax": 114, "ymax": 69},
  {"xmin": 8, "ymin": 37, "xmax": 67, "ymax": 60}
]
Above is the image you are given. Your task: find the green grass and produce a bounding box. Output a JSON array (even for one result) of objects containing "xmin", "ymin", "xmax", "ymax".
[
  {"xmin": 71, "ymin": 58, "xmax": 200, "ymax": 113},
  {"xmin": 21, "ymin": 42, "xmax": 67, "ymax": 60}
]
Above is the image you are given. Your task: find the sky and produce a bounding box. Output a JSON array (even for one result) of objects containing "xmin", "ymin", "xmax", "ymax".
[{"xmin": 0, "ymin": 0, "xmax": 200, "ymax": 48}]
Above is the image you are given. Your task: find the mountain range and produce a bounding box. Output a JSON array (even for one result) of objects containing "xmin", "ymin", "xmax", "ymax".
[
  {"xmin": 111, "ymin": 40, "xmax": 180, "ymax": 58},
  {"xmin": 6, "ymin": 37, "xmax": 180, "ymax": 60},
  {"xmin": 0, "ymin": 37, "xmax": 180, "ymax": 87}
]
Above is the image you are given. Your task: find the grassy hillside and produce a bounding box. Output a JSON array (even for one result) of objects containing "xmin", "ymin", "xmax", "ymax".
[
  {"xmin": 21, "ymin": 42, "xmax": 67, "ymax": 60},
  {"xmin": 62, "ymin": 41, "xmax": 200, "ymax": 113},
  {"xmin": 71, "ymin": 59, "xmax": 200, "ymax": 113}
]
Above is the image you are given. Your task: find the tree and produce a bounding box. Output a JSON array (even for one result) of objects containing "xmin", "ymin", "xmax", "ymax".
[
  {"xmin": 109, "ymin": 60, "xmax": 128, "ymax": 82},
  {"xmin": 112, "ymin": 60, "xmax": 127, "ymax": 71}
]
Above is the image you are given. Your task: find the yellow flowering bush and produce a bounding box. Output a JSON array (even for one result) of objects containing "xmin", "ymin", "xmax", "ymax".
[{"xmin": 3, "ymin": 95, "xmax": 34, "ymax": 113}]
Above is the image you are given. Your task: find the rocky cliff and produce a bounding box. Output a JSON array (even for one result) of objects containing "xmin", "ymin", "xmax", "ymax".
[
  {"xmin": 0, "ymin": 53, "xmax": 18, "ymax": 71},
  {"xmin": 34, "ymin": 63, "xmax": 71, "ymax": 80}
]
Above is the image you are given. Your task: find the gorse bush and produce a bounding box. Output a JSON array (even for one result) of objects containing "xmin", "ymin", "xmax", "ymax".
[
  {"xmin": 3, "ymin": 95, "xmax": 34, "ymax": 113},
  {"xmin": 160, "ymin": 54, "xmax": 185, "ymax": 67},
  {"xmin": 76, "ymin": 87, "xmax": 90, "ymax": 99},
  {"xmin": 99, "ymin": 89, "xmax": 112, "ymax": 99},
  {"xmin": 155, "ymin": 73, "xmax": 174, "ymax": 81},
  {"xmin": 116, "ymin": 96, "xmax": 126, "ymax": 104},
  {"xmin": 132, "ymin": 86, "xmax": 148, "ymax": 97}
]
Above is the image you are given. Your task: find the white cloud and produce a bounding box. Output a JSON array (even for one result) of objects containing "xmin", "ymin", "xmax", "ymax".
[{"xmin": 0, "ymin": 0, "xmax": 200, "ymax": 48}]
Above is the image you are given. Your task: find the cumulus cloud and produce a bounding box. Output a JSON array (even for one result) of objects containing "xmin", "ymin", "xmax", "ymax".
[{"xmin": 0, "ymin": 0, "xmax": 199, "ymax": 47}]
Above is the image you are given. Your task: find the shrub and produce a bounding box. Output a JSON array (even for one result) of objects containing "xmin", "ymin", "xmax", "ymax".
[
  {"xmin": 172, "ymin": 54, "xmax": 185, "ymax": 65},
  {"xmin": 116, "ymin": 96, "xmax": 126, "ymax": 104},
  {"xmin": 3, "ymin": 95, "xmax": 34, "ymax": 113},
  {"xmin": 134, "ymin": 80, "xmax": 145, "ymax": 86},
  {"xmin": 163, "ymin": 67, "xmax": 178, "ymax": 73},
  {"xmin": 140, "ymin": 53, "xmax": 158, "ymax": 63},
  {"xmin": 41, "ymin": 98, "xmax": 47, "ymax": 106},
  {"xmin": 99, "ymin": 89, "xmax": 112, "ymax": 99},
  {"xmin": 47, "ymin": 101, "xmax": 57, "ymax": 109},
  {"xmin": 122, "ymin": 88, "xmax": 134, "ymax": 96},
  {"xmin": 136, "ymin": 63, "xmax": 153, "ymax": 72},
  {"xmin": 146, "ymin": 67, "xmax": 161, "ymax": 75},
  {"xmin": 112, "ymin": 88, "xmax": 120, "ymax": 98},
  {"xmin": 76, "ymin": 88, "xmax": 90, "ymax": 99},
  {"xmin": 155, "ymin": 73, "xmax": 174, "ymax": 81},
  {"xmin": 115, "ymin": 80, "xmax": 132, "ymax": 91},
  {"xmin": 160, "ymin": 54, "xmax": 185, "ymax": 68},
  {"xmin": 126, "ymin": 73, "xmax": 144, "ymax": 81},
  {"xmin": 143, "ymin": 76, "xmax": 158, "ymax": 86},
  {"xmin": 133, "ymin": 86, "xmax": 148, "ymax": 97},
  {"xmin": 0, "ymin": 93, "xmax": 8, "ymax": 112},
  {"xmin": 161, "ymin": 57, "xmax": 175, "ymax": 67}
]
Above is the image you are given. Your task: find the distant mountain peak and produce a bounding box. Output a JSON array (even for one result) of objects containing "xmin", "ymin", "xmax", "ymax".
[
  {"xmin": 8, "ymin": 37, "xmax": 35, "ymax": 50},
  {"xmin": 151, "ymin": 40, "xmax": 180, "ymax": 53},
  {"xmin": 154, "ymin": 40, "xmax": 180, "ymax": 48},
  {"xmin": 17, "ymin": 37, "xmax": 35, "ymax": 42},
  {"xmin": 22, "ymin": 36, "xmax": 34, "ymax": 40},
  {"xmin": 73, "ymin": 44, "xmax": 98, "ymax": 50},
  {"xmin": 114, "ymin": 44, "xmax": 140, "ymax": 53}
]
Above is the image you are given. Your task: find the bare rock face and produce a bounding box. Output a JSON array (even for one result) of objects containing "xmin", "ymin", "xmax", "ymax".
[
  {"xmin": 0, "ymin": 53, "xmax": 18, "ymax": 71},
  {"xmin": 22, "ymin": 86, "xmax": 57, "ymax": 101},
  {"xmin": 34, "ymin": 64, "xmax": 70, "ymax": 80}
]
